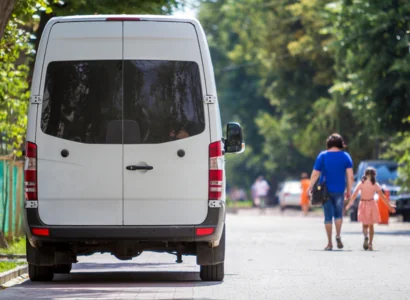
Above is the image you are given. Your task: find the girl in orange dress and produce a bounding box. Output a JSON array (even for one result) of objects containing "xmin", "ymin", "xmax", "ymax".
[
  {"xmin": 300, "ymin": 173, "xmax": 310, "ymax": 216},
  {"xmin": 346, "ymin": 167, "xmax": 395, "ymax": 251}
]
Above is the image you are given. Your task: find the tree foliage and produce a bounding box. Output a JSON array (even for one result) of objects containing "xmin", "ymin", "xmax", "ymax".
[{"xmin": 198, "ymin": 0, "xmax": 410, "ymax": 190}]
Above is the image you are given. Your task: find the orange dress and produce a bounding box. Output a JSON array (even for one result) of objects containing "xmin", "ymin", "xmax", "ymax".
[{"xmin": 300, "ymin": 179, "xmax": 310, "ymax": 205}]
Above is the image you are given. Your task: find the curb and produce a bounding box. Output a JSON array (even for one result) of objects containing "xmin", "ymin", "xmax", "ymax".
[
  {"xmin": 0, "ymin": 254, "xmax": 26, "ymax": 259},
  {"xmin": 0, "ymin": 265, "xmax": 28, "ymax": 285}
]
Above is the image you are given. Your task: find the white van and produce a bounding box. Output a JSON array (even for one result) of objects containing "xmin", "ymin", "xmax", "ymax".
[{"xmin": 24, "ymin": 15, "xmax": 244, "ymax": 282}]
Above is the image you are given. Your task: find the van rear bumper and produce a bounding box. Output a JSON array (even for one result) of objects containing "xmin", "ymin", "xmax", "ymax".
[{"xmin": 25, "ymin": 204, "xmax": 225, "ymax": 246}]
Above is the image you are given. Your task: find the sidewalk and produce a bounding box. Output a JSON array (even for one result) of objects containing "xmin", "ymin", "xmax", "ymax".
[{"xmin": 227, "ymin": 206, "xmax": 323, "ymax": 217}]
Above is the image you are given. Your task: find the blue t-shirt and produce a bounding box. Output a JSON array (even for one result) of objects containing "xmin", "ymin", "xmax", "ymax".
[{"xmin": 313, "ymin": 151, "xmax": 353, "ymax": 193}]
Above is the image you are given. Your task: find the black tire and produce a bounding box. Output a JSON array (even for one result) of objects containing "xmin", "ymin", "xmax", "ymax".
[
  {"xmin": 200, "ymin": 262, "xmax": 224, "ymax": 281},
  {"xmin": 28, "ymin": 263, "xmax": 54, "ymax": 282},
  {"xmin": 54, "ymin": 263, "xmax": 72, "ymax": 274},
  {"xmin": 403, "ymin": 212, "xmax": 410, "ymax": 222}
]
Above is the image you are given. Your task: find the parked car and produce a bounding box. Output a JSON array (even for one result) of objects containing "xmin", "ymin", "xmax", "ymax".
[
  {"xmin": 396, "ymin": 194, "xmax": 410, "ymax": 222},
  {"xmin": 24, "ymin": 15, "xmax": 245, "ymax": 282},
  {"xmin": 349, "ymin": 160, "xmax": 400, "ymax": 221},
  {"xmin": 277, "ymin": 180, "xmax": 302, "ymax": 209}
]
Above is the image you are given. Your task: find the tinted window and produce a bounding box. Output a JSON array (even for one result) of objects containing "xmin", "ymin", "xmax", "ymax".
[
  {"xmin": 123, "ymin": 60, "xmax": 205, "ymax": 144},
  {"xmin": 42, "ymin": 61, "xmax": 123, "ymax": 144},
  {"xmin": 42, "ymin": 60, "xmax": 205, "ymax": 144}
]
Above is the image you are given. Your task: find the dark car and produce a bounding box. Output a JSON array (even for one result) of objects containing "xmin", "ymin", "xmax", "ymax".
[
  {"xmin": 349, "ymin": 160, "xmax": 399, "ymax": 221},
  {"xmin": 396, "ymin": 194, "xmax": 410, "ymax": 222}
]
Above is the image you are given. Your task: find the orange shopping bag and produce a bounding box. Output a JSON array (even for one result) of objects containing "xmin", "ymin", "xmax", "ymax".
[{"xmin": 378, "ymin": 189, "xmax": 390, "ymax": 225}]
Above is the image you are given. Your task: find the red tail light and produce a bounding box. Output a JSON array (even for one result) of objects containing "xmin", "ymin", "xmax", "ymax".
[
  {"xmin": 25, "ymin": 142, "xmax": 37, "ymax": 201},
  {"xmin": 32, "ymin": 228, "xmax": 49, "ymax": 237},
  {"xmin": 196, "ymin": 227, "xmax": 214, "ymax": 236},
  {"xmin": 209, "ymin": 141, "xmax": 223, "ymax": 200},
  {"xmin": 284, "ymin": 192, "xmax": 290, "ymax": 197}
]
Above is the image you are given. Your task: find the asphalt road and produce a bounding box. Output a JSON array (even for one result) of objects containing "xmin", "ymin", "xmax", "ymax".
[{"xmin": 1, "ymin": 209, "xmax": 410, "ymax": 299}]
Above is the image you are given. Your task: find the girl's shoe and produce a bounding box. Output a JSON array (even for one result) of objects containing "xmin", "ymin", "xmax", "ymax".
[
  {"xmin": 368, "ymin": 244, "xmax": 373, "ymax": 251},
  {"xmin": 336, "ymin": 236, "xmax": 344, "ymax": 249},
  {"xmin": 363, "ymin": 237, "xmax": 369, "ymax": 250},
  {"xmin": 324, "ymin": 245, "xmax": 333, "ymax": 251}
]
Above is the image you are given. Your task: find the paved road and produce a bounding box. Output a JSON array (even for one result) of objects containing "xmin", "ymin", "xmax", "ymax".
[{"xmin": 1, "ymin": 210, "xmax": 410, "ymax": 299}]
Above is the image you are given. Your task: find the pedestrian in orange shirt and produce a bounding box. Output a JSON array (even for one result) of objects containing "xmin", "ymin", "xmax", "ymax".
[{"xmin": 300, "ymin": 172, "xmax": 310, "ymax": 216}]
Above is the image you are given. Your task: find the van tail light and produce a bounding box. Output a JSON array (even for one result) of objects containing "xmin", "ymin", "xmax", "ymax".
[
  {"xmin": 32, "ymin": 228, "xmax": 49, "ymax": 237},
  {"xmin": 284, "ymin": 192, "xmax": 290, "ymax": 197},
  {"xmin": 25, "ymin": 142, "xmax": 37, "ymax": 201},
  {"xmin": 196, "ymin": 227, "xmax": 215, "ymax": 236},
  {"xmin": 209, "ymin": 141, "xmax": 223, "ymax": 200}
]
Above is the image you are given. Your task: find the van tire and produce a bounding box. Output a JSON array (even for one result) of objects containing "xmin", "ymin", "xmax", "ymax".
[
  {"xmin": 28, "ymin": 264, "xmax": 54, "ymax": 281},
  {"xmin": 54, "ymin": 263, "xmax": 72, "ymax": 274},
  {"xmin": 200, "ymin": 262, "xmax": 224, "ymax": 281}
]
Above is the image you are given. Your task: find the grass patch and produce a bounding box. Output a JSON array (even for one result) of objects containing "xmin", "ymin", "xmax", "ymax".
[
  {"xmin": 0, "ymin": 261, "xmax": 26, "ymax": 273},
  {"xmin": 226, "ymin": 200, "xmax": 253, "ymax": 208},
  {"xmin": 0, "ymin": 238, "xmax": 26, "ymax": 255}
]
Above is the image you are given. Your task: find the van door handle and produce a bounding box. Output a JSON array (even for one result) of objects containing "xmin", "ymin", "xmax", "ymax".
[{"xmin": 126, "ymin": 165, "xmax": 154, "ymax": 171}]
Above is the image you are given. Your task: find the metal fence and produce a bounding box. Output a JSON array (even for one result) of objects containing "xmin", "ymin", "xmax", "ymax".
[{"xmin": 0, "ymin": 158, "xmax": 25, "ymax": 241}]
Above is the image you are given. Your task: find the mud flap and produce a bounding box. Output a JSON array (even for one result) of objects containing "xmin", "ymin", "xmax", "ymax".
[
  {"xmin": 196, "ymin": 225, "xmax": 225, "ymax": 265},
  {"xmin": 26, "ymin": 236, "xmax": 55, "ymax": 266}
]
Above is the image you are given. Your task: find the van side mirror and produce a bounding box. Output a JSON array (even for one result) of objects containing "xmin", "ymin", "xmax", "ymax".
[{"xmin": 225, "ymin": 122, "xmax": 245, "ymax": 153}]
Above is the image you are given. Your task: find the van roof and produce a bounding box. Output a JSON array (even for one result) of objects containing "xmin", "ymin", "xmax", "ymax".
[{"xmin": 48, "ymin": 15, "xmax": 200, "ymax": 25}]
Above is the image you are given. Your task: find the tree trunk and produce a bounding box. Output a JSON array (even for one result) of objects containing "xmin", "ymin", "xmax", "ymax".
[
  {"xmin": 0, "ymin": 0, "xmax": 17, "ymax": 41},
  {"xmin": 0, "ymin": 230, "xmax": 8, "ymax": 248}
]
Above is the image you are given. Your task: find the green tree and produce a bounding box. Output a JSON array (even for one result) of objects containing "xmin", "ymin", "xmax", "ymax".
[
  {"xmin": 0, "ymin": 0, "xmax": 51, "ymax": 155},
  {"xmin": 199, "ymin": 0, "xmax": 273, "ymax": 189}
]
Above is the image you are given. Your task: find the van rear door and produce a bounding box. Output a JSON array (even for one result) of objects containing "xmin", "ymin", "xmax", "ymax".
[
  {"xmin": 122, "ymin": 21, "xmax": 210, "ymax": 225},
  {"xmin": 36, "ymin": 21, "xmax": 124, "ymax": 225}
]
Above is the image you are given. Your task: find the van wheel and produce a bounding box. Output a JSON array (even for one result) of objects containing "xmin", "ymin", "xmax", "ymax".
[
  {"xmin": 200, "ymin": 262, "xmax": 224, "ymax": 281},
  {"xmin": 54, "ymin": 263, "xmax": 72, "ymax": 274},
  {"xmin": 28, "ymin": 264, "xmax": 54, "ymax": 281}
]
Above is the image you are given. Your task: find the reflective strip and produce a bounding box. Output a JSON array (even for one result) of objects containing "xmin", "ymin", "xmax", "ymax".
[
  {"xmin": 210, "ymin": 187, "xmax": 223, "ymax": 192},
  {"xmin": 210, "ymin": 181, "xmax": 223, "ymax": 186}
]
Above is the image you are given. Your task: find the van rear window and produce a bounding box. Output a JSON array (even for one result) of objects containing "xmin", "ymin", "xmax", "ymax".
[{"xmin": 41, "ymin": 60, "xmax": 205, "ymax": 144}]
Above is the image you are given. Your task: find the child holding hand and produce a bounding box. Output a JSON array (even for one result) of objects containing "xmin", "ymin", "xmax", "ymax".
[{"xmin": 346, "ymin": 167, "xmax": 396, "ymax": 251}]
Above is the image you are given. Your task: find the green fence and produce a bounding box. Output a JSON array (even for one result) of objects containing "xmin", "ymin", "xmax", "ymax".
[{"xmin": 0, "ymin": 158, "xmax": 25, "ymax": 240}]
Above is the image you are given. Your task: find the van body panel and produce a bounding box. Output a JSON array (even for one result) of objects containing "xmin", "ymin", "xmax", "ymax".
[
  {"xmin": 122, "ymin": 22, "xmax": 209, "ymax": 225},
  {"xmin": 28, "ymin": 15, "xmax": 224, "ymax": 230},
  {"xmin": 36, "ymin": 21, "xmax": 124, "ymax": 225},
  {"xmin": 45, "ymin": 22, "xmax": 123, "ymax": 62},
  {"xmin": 123, "ymin": 136, "xmax": 209, "ymax": 225}
]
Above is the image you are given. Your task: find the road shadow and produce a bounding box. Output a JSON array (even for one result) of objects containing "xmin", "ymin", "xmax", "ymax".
[
  {"xmin": 308, "ymin": 249, "xmax": 353, "ymax": 252},
  {"xmin": 73, "ymin": 262, "xmax": 177, "ymax": 270},
  {"xmin": 18, "ymin": 270, "xmax": 223, "ymax": 286},
  {"xmin": 343, "ymin": 230, "xmax": 410, "ymax": 236}
]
